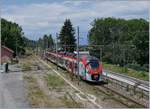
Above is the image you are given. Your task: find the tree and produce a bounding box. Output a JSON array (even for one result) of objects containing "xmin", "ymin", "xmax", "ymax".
[
  {"xmin": 43, "ymin": 34, "xmax": 48, "ymax": 49},
  {"xmin": 133, "ymin": 31, "xmax": 149, "ymax": 66},
  {"xmin": 38, "ymin": 38, "xmax": 44, "ymax": 49},
  {"xmin": 37, "ymin": 34, "xmax": 54, "ymax": 50},
  {"xmin": 24, "ymin": 37, "xmax": 37, "ymax": 49},
  {"xmin": 88, "ymin": 17, "xmax": 149, "ymax": 70},
  {"xmin": 47, "ymin": 34, "xmax": 54, "ymax": 49},
  {"xmin": 1, "ymin": 18, "xmax": 26, "ymax": 55},
  {"xmin": 59, "ymin": 19, "xmax": 76, "ymax": 52}
]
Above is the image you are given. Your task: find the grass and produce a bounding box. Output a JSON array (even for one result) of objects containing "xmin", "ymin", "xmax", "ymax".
[
  {"xmin": 103, "ymin": 62, "xmax": 149, "ymax": 81},
  {"xmin": 25, "ymin": 47, "xmax": 34, "ymax": 56},
  {"xmin": 20, "ymin": 55, "xmax": 39, "ymax": 71},
  {"xmin": 20, "ymin": 56, "xmax": 34, "ymax": 71},
  {"xmin": 45, "ymin": 74, "xmax": 65, "ymax": 88},
  {"xmin": 45, "ymin": 74, "xmax": 82, "ymax": 107},
  {"xmin": 24, "ymin": 75, "xmax": 54, "ymax": 107},
  {"xmin": 24, "ymin": 75, "xmax": 82, "ymax": 107},
  {"xmin": 24, "ymin": 76, "xmax": 36, "ymax": 83},
  {"xmin": 59, "ymin": 93, "xmax": 82, "ymax": 108},
  {"xmin": 22, "ymin": 63, "xmax": 32, "ymax": 71}
]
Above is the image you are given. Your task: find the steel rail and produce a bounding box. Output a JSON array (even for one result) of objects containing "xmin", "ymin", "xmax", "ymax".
[{"xmin": 103, "ymin": 70, "xmax": 149, "ymax": 92}]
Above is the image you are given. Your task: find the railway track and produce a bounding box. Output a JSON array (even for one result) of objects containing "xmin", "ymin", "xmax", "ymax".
[
  {"xmin": 37, "ymin": 56, "xmax": 103, "ymax": 108},
  {"xmin": 102, "ymin": 70, "xmax": 149, "ymax": 107},
  {"xmin": 36, "ymin": 55, "xmax": 149, "ymax": 108},
  {"xmin": 103, "ymin": 70, "xmax": 149, "ymax": 92}
]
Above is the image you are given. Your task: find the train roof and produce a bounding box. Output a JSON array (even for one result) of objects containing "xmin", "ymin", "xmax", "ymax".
[
  {"xmin": 74, "ymin": 51, "xmax": 89, "ymax": 55},
  {"xmin": 46, "ymin": 50, "xmax": 99, "ymax": 61}
]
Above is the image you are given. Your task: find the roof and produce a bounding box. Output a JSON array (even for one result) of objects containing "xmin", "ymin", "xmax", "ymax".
[
  {"xmin": 2, "ymin": 45, "xmax": 14, "ymax": 53},
  {"xmin": 74, "ymin": 51, "xmax": 89, "ymax": 55}
]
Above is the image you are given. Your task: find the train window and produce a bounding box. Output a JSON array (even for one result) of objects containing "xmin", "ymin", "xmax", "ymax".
[{"xmin": 90, "ymin": 60, "xmax": 99, "ymax": 69}]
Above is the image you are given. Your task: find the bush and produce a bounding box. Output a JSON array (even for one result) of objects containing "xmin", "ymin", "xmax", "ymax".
[
  {"xmin": 122, "ymin": 67, "xmax": 128, "ymax": 73},
  {"xmin": 125, "ymin": 64, "xmax": 148, "ymax": 72}
]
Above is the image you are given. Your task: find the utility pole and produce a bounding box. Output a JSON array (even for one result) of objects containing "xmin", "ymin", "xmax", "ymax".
[
  {"xmin": 16, "ymin": 38, "xmax": 18, "ymax": 58},
  {"xmin": 56, "ymin": 33, "xmax": 58, "ymax": 70},
  {"xmin": 35, "ymin": 35, "xmax": 38, "ymax": 56},
  {"xmin": 34, "ymin": 35, "xmax": 36, "ymax": 56},
  {"xmin": 77, "ymin": 26, "xmax": 80, "ymax": 82},
  {"xmin": 0, "ymin": 15, "xmax": 1, "ymax": 67},
  {"xmin": 100, "ymin": 46, "xmax": 102, "ymax": 64}
]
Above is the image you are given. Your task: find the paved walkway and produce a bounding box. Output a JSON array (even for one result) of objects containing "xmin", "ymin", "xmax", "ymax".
[{"xmin": 0, "ymin": 64, "xmax": 29, "ymax": 108}]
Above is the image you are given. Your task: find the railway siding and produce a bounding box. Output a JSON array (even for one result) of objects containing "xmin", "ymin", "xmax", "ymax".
[
  {"xmin": 39, "ymin": 54, "xmax": 148, "ymax": 108},
  {"xmin": 103, "ymin": 70, "xmax": 149, "ymax": 107}
]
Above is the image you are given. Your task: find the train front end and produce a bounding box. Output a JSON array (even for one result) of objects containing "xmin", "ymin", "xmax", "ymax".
[{"xmin": 82, "ymin": 56, "xmax": 103, "ymax": 82}]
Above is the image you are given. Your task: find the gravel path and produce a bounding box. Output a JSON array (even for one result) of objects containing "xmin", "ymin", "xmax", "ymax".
[{"xmin": 0, "ymin": 64, "xmax": 29, "ymax": 108}]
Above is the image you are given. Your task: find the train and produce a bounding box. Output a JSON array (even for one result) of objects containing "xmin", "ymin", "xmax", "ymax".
[{"xmin": 44, "ymin": 50, "xmax": 104, "ymax": 82}]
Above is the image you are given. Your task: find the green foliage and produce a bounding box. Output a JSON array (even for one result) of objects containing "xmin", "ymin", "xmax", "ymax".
[
  {"xmin": 125, "ymin": 64, "xmax": 148, "ymax": 72},
  {"xmin": 48, "ymin": 34, "xmax": 54, "ymax": 48},
  {"xmin": 1, "ymin": 18, "xmax": 26, "ymax": 55},
  {"xmin": 38, "ymin": 34, "xmax": 54, "ymax": 50},
  {"xmin": 59, "ymin": 19, "xmax": 76, "ymax": 52},
  {"xmin": 103, "ymin": 63, "xmax": 149, "ymax": 81},
  {"xmin": 23, "ymin": 37, "xmax": 37, "ymax": 49},
  {"xmin": 89, "ymin": 17, "xmax": 149, "ymax": 71},
  {"xmin": 45, "ymin": 74, "xmax": 65, "ymax": 88}
]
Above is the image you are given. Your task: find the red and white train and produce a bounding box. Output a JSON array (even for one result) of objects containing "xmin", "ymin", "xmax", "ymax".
[{"xmin": 45, "ymin": 51, "xmax": 104, "ymax": 82}]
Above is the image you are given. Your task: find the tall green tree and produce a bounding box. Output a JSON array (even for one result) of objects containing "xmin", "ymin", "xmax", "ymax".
[
  {"xmin": 133, "ymin": 31, "xmax": 149, "ymax": 66},
  {"xmin": 59, "ymin": 19, "xmax": 76, "ymax": 52},
  {"xmin": 37, "ymin": 34, "xmax": 54, "ymax": 50},
  {"xmin": 1, "ymin": 18, "xmax": 25, "ymax": 55},
  {"xmin": 47, "ymin": 34, "xmax": 54, "ymax": 49},
  {"xmin": 38, "ymin": 38, "xmax": 44, "ymax": 49},
  {"xmin": 24, "ymin": 37, "xmax": 37, "ymax": 49},
  {"xmin": 43, "ymin": 34, "xmax": 48, "ymax": 49},
  {"xmin": 88, "ymin": 17, "xmax": 149, "ymax": 70}
]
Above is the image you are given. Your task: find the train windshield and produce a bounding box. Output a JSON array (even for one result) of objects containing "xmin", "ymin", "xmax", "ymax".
[{"xmin": 89, "ymin": 60, "xmax": 99, "ymax": 69}]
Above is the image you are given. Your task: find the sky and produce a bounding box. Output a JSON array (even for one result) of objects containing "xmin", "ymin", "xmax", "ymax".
[{"xmin": 1, "ymin": 0, "xmax": 150, "ymax": 45}]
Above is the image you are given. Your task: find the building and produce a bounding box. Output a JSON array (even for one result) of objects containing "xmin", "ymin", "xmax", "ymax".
[{"xmin": 1, "ymin": 45, "xmax": 14, "ymax": 63}]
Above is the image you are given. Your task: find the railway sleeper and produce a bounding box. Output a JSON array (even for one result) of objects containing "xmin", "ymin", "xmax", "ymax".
[{"xmin": 103, "ymin": 83, "xmax": 148, "ymax": 107}]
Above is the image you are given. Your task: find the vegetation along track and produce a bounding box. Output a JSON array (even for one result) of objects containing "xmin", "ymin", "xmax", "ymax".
[
  {"xmin": 36, "ymin": 56, "xmax": 102, "ymax": 108},
  {"xmin": 36, "ymin": 55, "xmax": 147, "ymax": 108}
]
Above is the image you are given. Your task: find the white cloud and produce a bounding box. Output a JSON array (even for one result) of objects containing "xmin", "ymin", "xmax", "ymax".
[{"xmin": 1, "ymin": 0, "xmax": 149, "ymax": 44}]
